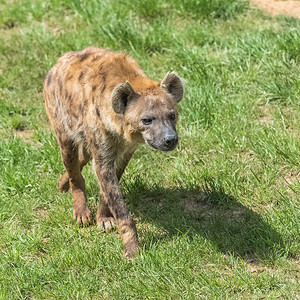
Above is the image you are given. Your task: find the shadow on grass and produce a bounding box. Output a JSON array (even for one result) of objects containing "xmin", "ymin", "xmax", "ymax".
[{"xmin": 123, "ymin": 179, "xmax": 285, "ymax": 262}]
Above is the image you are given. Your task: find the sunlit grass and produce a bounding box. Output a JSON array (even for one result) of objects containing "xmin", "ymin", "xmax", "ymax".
[{"xmin": 0, "ymin": 0, "xmax": 299, "ymax": 298}]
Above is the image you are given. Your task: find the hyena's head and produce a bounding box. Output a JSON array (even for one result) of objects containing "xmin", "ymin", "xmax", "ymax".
[{"xmin": 112, "ymin": 72, "xmax": 184, "ymax": 151}]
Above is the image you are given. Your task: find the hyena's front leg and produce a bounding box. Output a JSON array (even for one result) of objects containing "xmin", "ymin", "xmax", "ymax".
[
  {"xmin": 97, "ymin": 192, "xmax": 115, "ymax": 232},
  {"xmin": 97, "ymin": 150, "xmax": 136, "ymax": 233},
  {"xmin": 58, "ymin": 138, "xmax": 92, "ymax": 225},
  {"xmin": 116, "ymin": 150, "xmax": 135, "ymax": 181},
  {"xmin": 94, "ymin": 160, "xmax": 139, "ymax": 258}
]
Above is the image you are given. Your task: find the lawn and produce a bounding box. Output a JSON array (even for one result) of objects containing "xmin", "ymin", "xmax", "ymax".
[{"xmin": 0, "ymin": 0, "xmax": 299, "ymax": 298}]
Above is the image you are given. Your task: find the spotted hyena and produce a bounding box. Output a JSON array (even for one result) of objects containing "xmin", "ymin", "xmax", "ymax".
[{"xmin": 43, "ymin": 47, "xmax": 184, "ymax": 258}]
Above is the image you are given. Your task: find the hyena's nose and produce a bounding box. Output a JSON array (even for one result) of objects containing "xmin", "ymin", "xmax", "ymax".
[{"xmin": 164, "ymin": 134, "xmax": 178, "ymax": 147}]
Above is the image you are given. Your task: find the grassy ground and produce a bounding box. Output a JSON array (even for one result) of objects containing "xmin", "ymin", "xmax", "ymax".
[{"xmin": 0, "ymin": 0, "xmax": 299, "ymax": 298}]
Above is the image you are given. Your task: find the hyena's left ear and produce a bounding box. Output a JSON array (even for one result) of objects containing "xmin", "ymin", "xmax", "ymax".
[
  {"xmin": 161, "ymin": 71, "xmax": 184, "ymax": 102},
  {"xmin": 112, "ymin": 81, "xmax": 136, "ymax": 114}
]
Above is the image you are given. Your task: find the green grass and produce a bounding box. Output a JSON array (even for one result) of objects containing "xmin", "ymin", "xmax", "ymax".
[{"xmin": 0, "ymin": 0, "xmax": 299, "ymax": 298}]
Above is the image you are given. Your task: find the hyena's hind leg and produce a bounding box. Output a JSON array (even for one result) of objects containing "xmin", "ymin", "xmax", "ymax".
[
  {"xmin": 57, "ymin": 135, "xmax": 92, "ymax": 225},
  {"xmin": 58, "ymin": 143, "xmax": 91, "ymax": 193}
]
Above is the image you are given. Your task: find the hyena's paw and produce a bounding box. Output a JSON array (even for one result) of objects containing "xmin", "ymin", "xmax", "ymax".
[
  {"xmin": 124, "ymin": 240, "xmax": 139, "ymax": 259},
  {"xmin": 58, "ymin": 173, "xmax": 70, "ymax": 193},
  {"xmin": 73, "ymin": 205, "xmax": 92, "ymax": 226},
  {"xmin": 97, "ymin": 217, "xmax": 116, "ymax": 232}
]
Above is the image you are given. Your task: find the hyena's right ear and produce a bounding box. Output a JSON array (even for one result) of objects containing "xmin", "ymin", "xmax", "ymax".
[{"xmin": 111, "ymin": 81, "xmax": 136, "ymax": 114}]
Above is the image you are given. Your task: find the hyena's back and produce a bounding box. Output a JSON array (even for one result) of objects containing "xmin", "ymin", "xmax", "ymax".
[{"xmin": 43, "ymin": 47, "xmax": 151, "ymax": 141}]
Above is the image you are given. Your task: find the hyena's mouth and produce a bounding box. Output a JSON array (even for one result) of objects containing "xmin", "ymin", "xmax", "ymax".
[{"xmin": 145, "ymin": 138, "xmax": 178, "ymax": 152}]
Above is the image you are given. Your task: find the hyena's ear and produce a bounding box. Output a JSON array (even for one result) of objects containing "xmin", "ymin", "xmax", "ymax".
[
  {"xmin": 161, "ymin": 71, "xmax": 184, "ymax": 102},
  {"xmin": 112, "ymin": 81, "xmax": 136, "ymax": 114}
]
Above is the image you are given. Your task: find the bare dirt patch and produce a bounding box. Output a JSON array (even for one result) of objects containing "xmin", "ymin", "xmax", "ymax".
[
  {"xmin": 180, "ymin": 192, "xmax": 248, "ymax": 222},
  {"xmin": 258, "ymin": 104, "xmax": 274, "ymax": 125},
  {"xmin": 34, "ymin": 207, "xmax": 49, "ymax": 219},
  {"xmin": 15, "ymin": 129, "xmax": 34, "ymax": 142},
  {"xmin": 244, "ymin": 255, "xmax": 270, "ymax": 273},
  {"xmin": 251, "ymin": 0, "xmax": 300, "ymax": 18},
  {"xmin": 180, "ymin": 192, "xmax": 207, "ymax": 214},
  {"xmin": 284, "ymin": 170, "xmax": 300, "ymax": 185}
]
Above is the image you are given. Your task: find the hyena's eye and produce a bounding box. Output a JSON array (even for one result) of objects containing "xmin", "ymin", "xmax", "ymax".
[
  {"xmin": 169, "ymin": 113, "xmax": 176, "ymax": 121},
  {"xmin": 141, "ymin": 118, "xmax": 154, "ymax": 125}
]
